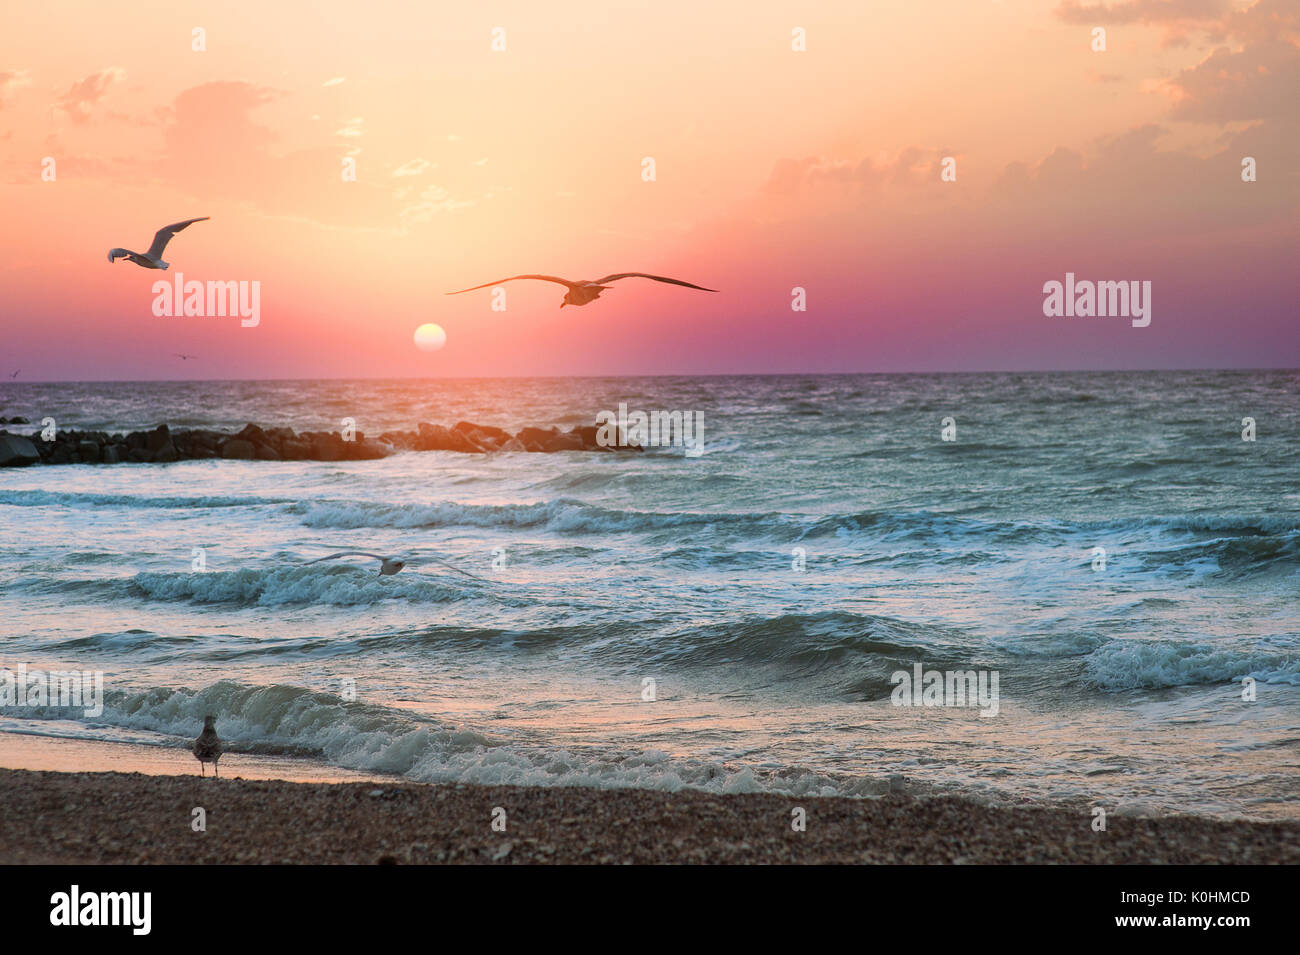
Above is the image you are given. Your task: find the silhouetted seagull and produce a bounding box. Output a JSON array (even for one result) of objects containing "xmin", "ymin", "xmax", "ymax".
[
  {"xmin": 174, "ymin": 353, "xmax": 198, "ymax": 361},
  {"xmin": 8, "ymin": 370, "xmax": 17, "ymax": 379},
  {"xmin": 108, "ymin": 217, "xmax": 209, "ymax": 270},
  {"xmin": 193, "ymin": 715, "xmax": 222, "ymax": 777},
  {"xmin": 446, "ymin": 272, "xmax": 716, "ymax": 308}
]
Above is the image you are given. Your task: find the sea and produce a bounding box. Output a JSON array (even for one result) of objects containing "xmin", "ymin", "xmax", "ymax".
[{"xmin": 0, "ymin": 371, "xmax": 1296, "ymax": 818}]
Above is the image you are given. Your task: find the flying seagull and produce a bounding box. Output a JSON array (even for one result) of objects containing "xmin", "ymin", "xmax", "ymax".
[
  {"xmin": 304, "ymin": 551, "xmax": 484, "ymax": 580},
  {"xmin": 174, "ymin": 353, "xmax": 198, "ymax": 361},
  {"xmin": 306, "ymin": 552, "xmax": 407, "ymax": 576},
  {"xmin": 193, "ymin": 715, "xmax": 222, "ymax": 778},
  {"xmin": 446, "ymin": 272, "xmax": 717, "ymax": 308},
  {"xmin": 108, "ymin": 217, "xmax": 209, "ymax": 270},
  {"xmin": 8, "ymin": 370, "xmax": 17, "ymax": 379}
]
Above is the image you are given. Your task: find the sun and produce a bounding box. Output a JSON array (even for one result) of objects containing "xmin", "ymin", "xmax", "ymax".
[{"xmin": 413, "ymin": 323, "xmax": 447, "ymax": 352}]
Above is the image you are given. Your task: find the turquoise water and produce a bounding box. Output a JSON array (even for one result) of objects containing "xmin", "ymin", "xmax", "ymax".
[{"xmin": 0, "ymin": 371, "xmax": 1297, "ymax": 816}]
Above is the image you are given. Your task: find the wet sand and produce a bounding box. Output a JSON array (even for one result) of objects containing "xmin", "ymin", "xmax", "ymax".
[{"xmin": 2, "ymin": 765, "xmax": 1297, "ymax": 864}]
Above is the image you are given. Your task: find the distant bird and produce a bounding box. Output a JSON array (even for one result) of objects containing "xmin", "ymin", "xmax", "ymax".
[
  {"xmin": 174, "ymin": 353, "xmax": 198, "ymax": 361},
  {"xmin": 446, "ymin": 272, "xmax": 716, "ymax": 308},
  {"xmin": 8, "ymin": 370, "xmax": 17, "ymax": 379},
  {"xmin": 306, "ymin": 552, "xmax": 407, "ymax": 576},
  {"xmin": 193, "ymin": 715, "xmax": 222, "ymax": 778},
  {"xmin": 108, "ymin": 217, "xmax": 209, "ymax": 270}
]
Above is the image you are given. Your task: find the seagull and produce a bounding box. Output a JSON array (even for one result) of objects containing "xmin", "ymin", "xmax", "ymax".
[
  {"xmin": 174, "ymin": 353, "xmax": 198, "ymax": 361},
  {"xmin": 108, "ymin": 217, "xmax": 209, "ymax": 270},
  {"xmin": 304, "ymin": 551, "xmax": 484, "ymax": 579},
  {"xmin": 8, "ymin": 370, "xmax": 17, "ymax": 379},
  {"xmin": 193, "ymin": 715, "xmax": 222, "ymax": 778},
  {"xmin": 446, "ymin": 272, "xmax": 717, "ymax": 308},
  {"xmin": 306, "ymin": 552, "xmax": 407, "ymax": 576}
]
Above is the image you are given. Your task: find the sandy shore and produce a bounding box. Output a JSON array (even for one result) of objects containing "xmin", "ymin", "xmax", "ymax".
[{"xmin": 3, "ymin": 766, "xmax": 1297, "ymax": 864}]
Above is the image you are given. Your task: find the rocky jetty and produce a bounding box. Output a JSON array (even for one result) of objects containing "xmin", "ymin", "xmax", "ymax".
[{"xmin": 0, "ymin": 420, "xmax": 641, "ymax": 466}]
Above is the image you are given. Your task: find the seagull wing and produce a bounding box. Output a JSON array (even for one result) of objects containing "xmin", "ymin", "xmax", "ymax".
[
  {"xmin": 146, "ymin": 217, "xmax": 210, "ymax": 259},
  {"xmin": 417, "ymin": 554, "xmax": 484, "ymax": 581},
  {"xmin": 445, "ymin": 274, "xmax": 576, "ymax": 295},
  {"xmin": 304, "ymin": 552, "xmax": 391, "ymax": 565},
  {"xmin": 107, "ymin": 248, "xmax": 132, "ymax": 263},
  {"xmin": 592, "ymin": 272, "xmax": 717, "ymax": 292}
]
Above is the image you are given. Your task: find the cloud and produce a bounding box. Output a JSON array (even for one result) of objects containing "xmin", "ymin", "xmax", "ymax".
[
  {"xmin": 1054, "ymin": 0, "xmax": 1230, "ymax": 24},
  {"xmin": 322, "ymin": 77, "xmax": 346, "ymax": 87},
  {"xmin": 763, "ymin": 149, "xmax": 947, "ymax": 196},
  {"xmin": 399, "ymin": 185, "xmax": 474, "ymax": 222},
  {"xmin": 392, "ymin": 158, "xmax": 432, "ymax": 177},
  {"xmin": 157, "ymin": 81, "xmax": 281, "ymax": 191},
  {"xmin": 1144, "ymin": 1, "xmax": 1300, "ymax": 126},
  {"xmin": 0, "ymin": 70, "xmax": 32, "ymax": 107},
  {"xmin": 56, "ymin": 67, "xmax": 125, "ymax": 123},
  {"xmin": 1168, "ymin": 37, "xmax": 1300, "ymax": 122},
  {"xmin": 335, "ymin": 116, "xmax": 364, "ymax": 137}
]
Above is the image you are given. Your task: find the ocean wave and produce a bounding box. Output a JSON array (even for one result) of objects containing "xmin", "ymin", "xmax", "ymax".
[
  {"xmin": 293, "ymin": 497, "xmax": 1299, "ymax": 546},
  {"xmin": 1081, "ymin": 641, "xmax": 1300, "ymax": 690},
  {"xmin": 0, "ymin": 489, "xmax": 292, "ymax": 510},
  {"xmin": 623, "ymin": 611, "xmax": 976, "ymax": 671},
  {"xmin": 1133, "ymin": 531, "xmax": 1300, "ymax": 578},
  {"xmin": 129, "ymin": 565, "xmax": 472, "ymax": 607},
  {"xmin": 4, "ymin": 680, "xmax": 891, "ymax": 796},
  {"xmin": 294, "ymin": 497, "xmax": 805, "ymax": 536}
]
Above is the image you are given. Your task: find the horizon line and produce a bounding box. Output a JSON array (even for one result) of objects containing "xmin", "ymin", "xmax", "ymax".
[{"xmin": 2, "ymin": 366, "xmax": 1298, "ymax": 386}]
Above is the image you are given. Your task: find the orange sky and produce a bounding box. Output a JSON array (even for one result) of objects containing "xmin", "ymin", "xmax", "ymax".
[{"xmin": 1, "ymin": 0, "xmax": 1297, "ymax": 379}]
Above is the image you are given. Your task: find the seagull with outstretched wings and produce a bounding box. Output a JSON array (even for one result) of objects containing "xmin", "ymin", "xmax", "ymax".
[
  {"xmin": 303, "ymin": 551, "xmax": 482, "ymax": 579},
  {"xmin": 108, "ymin": 217, "xmax": 209, "ymax": 270},
  {"xmin": 447, "ymin": 271, "xmax": 716, "ymax": 308}
]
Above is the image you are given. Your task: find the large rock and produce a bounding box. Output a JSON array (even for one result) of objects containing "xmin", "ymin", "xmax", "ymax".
[
  {"xmin": 415, "ymin": 422, "xmax": 483, "ymax": 453},
  {"xmin": 219, "ymin": 438, "xmax": 256, "ymax": 460},
  {"xmin": 454, "ymin": 421, "xmax": 512, "ymax": 445},
  {"xmin": 237, "ymin": 423, "xmax": 271, "ymax": 448},
  {"xmin": 309, "ymin": 432, "xmax": 343, "ymax": 461},
  {"xmin": 0, "ymin": 434, "xmax": 40, "ymax": 467},
  {"xmin": 145, "ymin": 424, "xmax": 174, "ymax": 455}
]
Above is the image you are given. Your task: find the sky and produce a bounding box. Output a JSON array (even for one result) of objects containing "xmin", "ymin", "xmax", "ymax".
[{"xmin": 0, "ymin": 0, "xmax": 1297, "ymax": 380}]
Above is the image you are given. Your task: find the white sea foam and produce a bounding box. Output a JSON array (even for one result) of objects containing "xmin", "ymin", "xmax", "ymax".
[{"xmin": 1082, "ymin": 641, "xmax": 1300, "ymax": 690}]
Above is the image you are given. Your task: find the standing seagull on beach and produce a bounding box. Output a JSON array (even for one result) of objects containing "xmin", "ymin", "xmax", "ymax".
[
  {"xmin": 446, "ymin": 272, "xmax": 716, "ymax": 308},
  {"xmin": 108, "ymin": 217, "xmax": 209, "ymax": 270},
  {"xmin": 193, "ymin": 715, "xmax": 222, "ymax": 778}
]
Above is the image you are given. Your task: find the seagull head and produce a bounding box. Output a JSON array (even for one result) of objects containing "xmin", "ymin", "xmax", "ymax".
[{"xmin": 379, "ymin": 558, "xmax": 406, "ymax": 576}]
